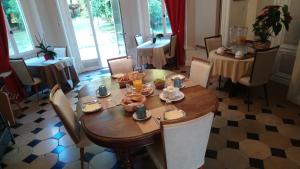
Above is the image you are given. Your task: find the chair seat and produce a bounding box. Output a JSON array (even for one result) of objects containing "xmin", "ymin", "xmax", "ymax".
[
  {"xmin": 76, "ymin": 127, "xmax": 92, "ymax": 148},
  {"xmin": 33, "ymin": 78, "xmax": 42, "ymax": 85},
  {"xmin": 238, "ymin": 76, "xmax": 264, "ymax": 87},
  {"xmin": 146, "ymin": 141, "xmax": 165, "ymax": 169}
]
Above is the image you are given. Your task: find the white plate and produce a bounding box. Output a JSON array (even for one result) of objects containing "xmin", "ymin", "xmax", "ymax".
[
  {"xmin": 133, "ymin": 111, "xmax": 152, "ymax": 121},
  {"xmin": 164, "ymin": 109, "xmax": 186, "ymax": 120},
  {"xmin": 171, "ymin": 74, "xmax": 185, "ymax": 80},
  {"xmin": 82, "ymin": 102, "xmax": 102, "ymax": 114},
  {"xmin": 159, "ymin": 91, "xmax": 185, "ymax": 102},
  {"xmin": 97, "ymin": 92, "xmax": 111, "ymax": 98},
  {"xmin": 112, "ymin": 73, "xmax": 125, "ymax": 79}
]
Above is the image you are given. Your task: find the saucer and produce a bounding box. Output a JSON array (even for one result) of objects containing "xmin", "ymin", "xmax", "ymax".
[
  {"xmin": 159, "ymin": 91, "xmax": 185, "ymax": 102},
  {"xmin": 97, "ymin": 92, "xmax": 111, "ymax": 98},
  {"xmin": 133, "ymin": 111, "xmax": 152, "ymax": 121},
  {"xmin": 171, "ymin": 74, "xmax": 185, "ymax": 80}
]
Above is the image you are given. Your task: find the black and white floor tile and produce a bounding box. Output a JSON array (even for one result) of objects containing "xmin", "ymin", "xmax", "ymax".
[{"xmin": 1, "ymin": 67, "xmax": 300, "ymax": 169}]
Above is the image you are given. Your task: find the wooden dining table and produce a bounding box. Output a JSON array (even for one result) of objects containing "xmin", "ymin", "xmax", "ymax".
[{"xmin": 78, "ymin": 69, "xmax": 218, "ymax": 168}]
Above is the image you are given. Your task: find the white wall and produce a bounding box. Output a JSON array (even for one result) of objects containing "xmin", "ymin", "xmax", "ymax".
[{"xmin": 185, "ymin": 0, "xmax": 220, "ymax": 48}]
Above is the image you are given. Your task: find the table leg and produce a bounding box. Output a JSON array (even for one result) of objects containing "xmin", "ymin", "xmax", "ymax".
[{"xmin": 116, "ymin": 149, "xmax": 132, "ymax": 169}]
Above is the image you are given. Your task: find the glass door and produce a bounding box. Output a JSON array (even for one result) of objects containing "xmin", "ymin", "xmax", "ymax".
[
  {"xmin": 66, "ymin": 0, "xmax": 101, "ymax": 70},
  {"xmin": 61, "ymin": 0, "xmax": 127, "ymax": 70}
]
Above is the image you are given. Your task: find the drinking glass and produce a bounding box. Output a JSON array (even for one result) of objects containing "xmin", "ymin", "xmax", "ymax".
[{"xmin": 133, "ymin": 79, "xmax": 143, "ymax": 92}]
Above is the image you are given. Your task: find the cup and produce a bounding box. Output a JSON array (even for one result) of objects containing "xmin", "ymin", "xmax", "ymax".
[
  {"xmin": 133, "ymin": 79, "xmax": 143, "ymax": 93},
  {"xmin": 96, "ymin": 85, "xmax": 107, "ymax": 97},
  {"xmin": 173, "ymin": 78, "xmax": 182, "ymax": 88},
  {"xmin": 136, "ymin": 104, "xmax": 146, "ymax": 119}
]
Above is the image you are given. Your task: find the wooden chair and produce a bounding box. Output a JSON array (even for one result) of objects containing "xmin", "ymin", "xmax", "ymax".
[
  {"xmin": 190, "ymin": 57, "xmax": 212, "ymax": 88},
  {"xmin": 238, "ymin": 46, "xmax": 280, "ymax": 111},
  {"xmin": 146, "ymin": 112, "xmax": 214, "ymax": 169},
  {"xmin": 0, "ymin": 92, "xmax": 16, "ymax": 126},
  {"xmin": 204, "ymin": 35, "xmax": 222, "ymax": 58},
  {"xmin": 107, "ymin": 56, "xmax": 134, "ymax": 75},
  {"xmin": 204, "ymin": 35, "xmax": 222, "ymax": 88},
  {"xmin": 134, "ymin": 34, "xmax": 144, "ymax": 46},
  {"xmin": 9, "ymin": 58, "xmax": 42, "ymax": 101},
  {"xmin": 49, "ymin": 85, "xmax": 91, "ymax": 169},
  {"xmin": 53, "ymin": 46, "xmax": 67, "ymax": 58},
  {"xmin": 165, "ymin": 35, "xmax": 177, "ymax": 67}
]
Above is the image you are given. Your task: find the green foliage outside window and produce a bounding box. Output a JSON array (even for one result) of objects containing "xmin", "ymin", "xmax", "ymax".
[
  {"xmin": 91, "ymin": 0, "xmax": 113, "ymax": 23},
  {"xmin": 2, "ymin": 0, "xmax": 25, "ymax": 31}
]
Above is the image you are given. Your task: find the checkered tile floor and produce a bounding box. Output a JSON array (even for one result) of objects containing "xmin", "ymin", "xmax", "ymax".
[{"xmin": 2, "ymin": 67, "xmax": 300, "ymax": 169}]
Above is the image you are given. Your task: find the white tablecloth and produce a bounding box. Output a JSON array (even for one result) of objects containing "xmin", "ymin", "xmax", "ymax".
[
  {"xmin": 137, "ymin": 39, "xmax": 170, "ymax": 68},
  {"xmin": 208, "ymin": 50, "xmax": 254, "ymax": 83}
]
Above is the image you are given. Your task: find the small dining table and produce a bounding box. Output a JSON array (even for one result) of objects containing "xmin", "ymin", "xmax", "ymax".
[
  {"xmin": 78, "ymin": 69, "xmax": 218, "ymax": 168},
  {"xmin": 25, "ymin": 57, "xmax": 79, "ymax": 91},
  {"xmin": 208, "ymin": 49, "xmax": 255, "ymax": 83},
  {"xmin": 137, "ymin": 39, "xmax": 170, "ymax": 69}
]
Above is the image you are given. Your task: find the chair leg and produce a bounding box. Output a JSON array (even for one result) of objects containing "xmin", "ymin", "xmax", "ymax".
[
  {"xmin": 264, "ymin": 84, "xmax": 269, "ymax": 106},
  {"xmin": 218, "ymin": 76, "xmax": 221, "ymax": 89},
  {"xmin": 247, "ymin": 87, "xmax": 251, "ymax": 112},
  {"xmin": 80, "ymin": 147, "xmax": 84, "ymax": 169},
  {"xmin": 34, "ymin": 84, "xmax": 39, "ymax": 102}
]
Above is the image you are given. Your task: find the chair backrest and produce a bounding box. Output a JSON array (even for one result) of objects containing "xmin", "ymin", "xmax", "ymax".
[
  {"xmin": 189, "ymin": 58, "xmax": 212, "ymax": 88},
  {"xmin": 107, "ymin": 56, "xmax": 134, "ymax": 75},
  {"xmin": 0, "ymin": 92, "xmax": 15, "ymax": 126},
  {"xmin": 250, "ymin": 46, "xmax": 280, "ymax": 85},
  {"xmin": 9, "ymin": 58, "xmax": 34, "ymax": 86},
  {"xmin": 161, "ymin": 112, "xmax": 214, "ymax": 169},
  {"xmin": 135, "ymin": 35, "xmax": 144, "ymax": 46},
  {"xmin": 169, "ymin": 35, "xmax": 177, "ymax": 58},
  {"xmin": 49, "ymin": 85, "xmax": 80, "ymax": 144},
  {"xmin": 53, "ymin": 47, "xmax": 67, "ymax": 58},
  {"xmin": 204, "ymin": 35, "xmax": 222, "ymax": 58}
]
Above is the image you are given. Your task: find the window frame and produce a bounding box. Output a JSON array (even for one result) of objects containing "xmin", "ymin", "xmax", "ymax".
[
  {"xmin": 2, "ymin": 0, "xmax": 36, "ymax": 58},
  {"xmin": 147, "ymin": 0, "xmax": 172, "ymax": 36}
]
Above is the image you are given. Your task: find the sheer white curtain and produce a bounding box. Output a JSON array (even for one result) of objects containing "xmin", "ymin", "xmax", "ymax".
[{"xmin": 288, "ymin": 41, "xmax": 300, "ymax": 105}]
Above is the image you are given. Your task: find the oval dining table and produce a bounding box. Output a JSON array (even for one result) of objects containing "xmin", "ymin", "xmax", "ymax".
[{"xmin": 78, "ymin": 69, "xmax": 218, "ymax": 168}]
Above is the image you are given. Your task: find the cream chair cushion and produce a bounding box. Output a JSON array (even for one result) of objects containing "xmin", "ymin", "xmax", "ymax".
[
  {"xmin": 9, "ymin": 59, "xmax": 35, "ymax": 86},
  {"xmin": 147, "ymin": 112, "xmax": 214, "ymax": 169},
  {"xmin": 205, "ymin": 36, "xmax": 222, "ymax": 57},
  {"xmin": 50, "ymin": 87, "xmax": 81, "ymax": 143},
  {"xmin": 109, "ymin": 58, "xmax": 133, "ymax": 75},
  {"xmin": 190, "ymin": 60, "xmax": 212, "ymax": 88},
  {"xmin": 135, "ymin": 35, "xmax": 144, "ymax": 46}
]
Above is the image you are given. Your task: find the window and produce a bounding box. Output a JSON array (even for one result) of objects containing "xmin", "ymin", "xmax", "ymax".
[
  {"xmin": 2, "ymin": 0, "xmax": 34, "ymax": 56},
  {"xmin": 8, "ymin": 39, "xmax": 14, "ymax": 55},
  {"xmin": 147, "ymin": 0, "xmax": 172, "ymax": 34}
]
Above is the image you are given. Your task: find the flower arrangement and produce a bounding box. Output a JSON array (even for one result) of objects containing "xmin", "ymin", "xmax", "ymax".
[
  {"xmin": 35, "ymin": 35, "xmax": 56, "ymax": 60},
  {"xmin": 253, "ymin": 5, "xmax": 292, "ymax": 42}
]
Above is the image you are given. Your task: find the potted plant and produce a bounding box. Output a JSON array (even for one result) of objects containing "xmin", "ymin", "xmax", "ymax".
[
  {"xmin": 35, "ymin": 35, "xmax": 56, "ymax": 60},
  {"xmin": 252, "ymin": 5, "xmax": 292, "ymax": 49}
]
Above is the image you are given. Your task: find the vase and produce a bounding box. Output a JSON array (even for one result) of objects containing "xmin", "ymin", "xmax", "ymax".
[
  {"xmin": 44, "ymin": 54, "xmax": 53, "ymax": 61},
  {"xmin": 253, "ymin": 41, "xmax": 271, "ymax": 49}
]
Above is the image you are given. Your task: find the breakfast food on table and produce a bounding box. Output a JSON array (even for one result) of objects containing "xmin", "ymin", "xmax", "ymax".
[
  {"xmin": 154, "ymin": 79, "xmax": 165, "ymax": 90},
  {"xmin": 141, "ymin": 85, "xmax": 153, "ymax": 96},
  {"xmin": 121, "ymin": 94, "xmax": 146, "ymax": 112}
]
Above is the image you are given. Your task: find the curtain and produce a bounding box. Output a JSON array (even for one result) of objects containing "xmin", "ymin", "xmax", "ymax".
[
  {"xmin": 0, "ymin": 4, "xmax": 24, "ymax": 101},
  {"xmin": 164, "ymin": 0, "xmax": 185, "ymax": 66}
]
